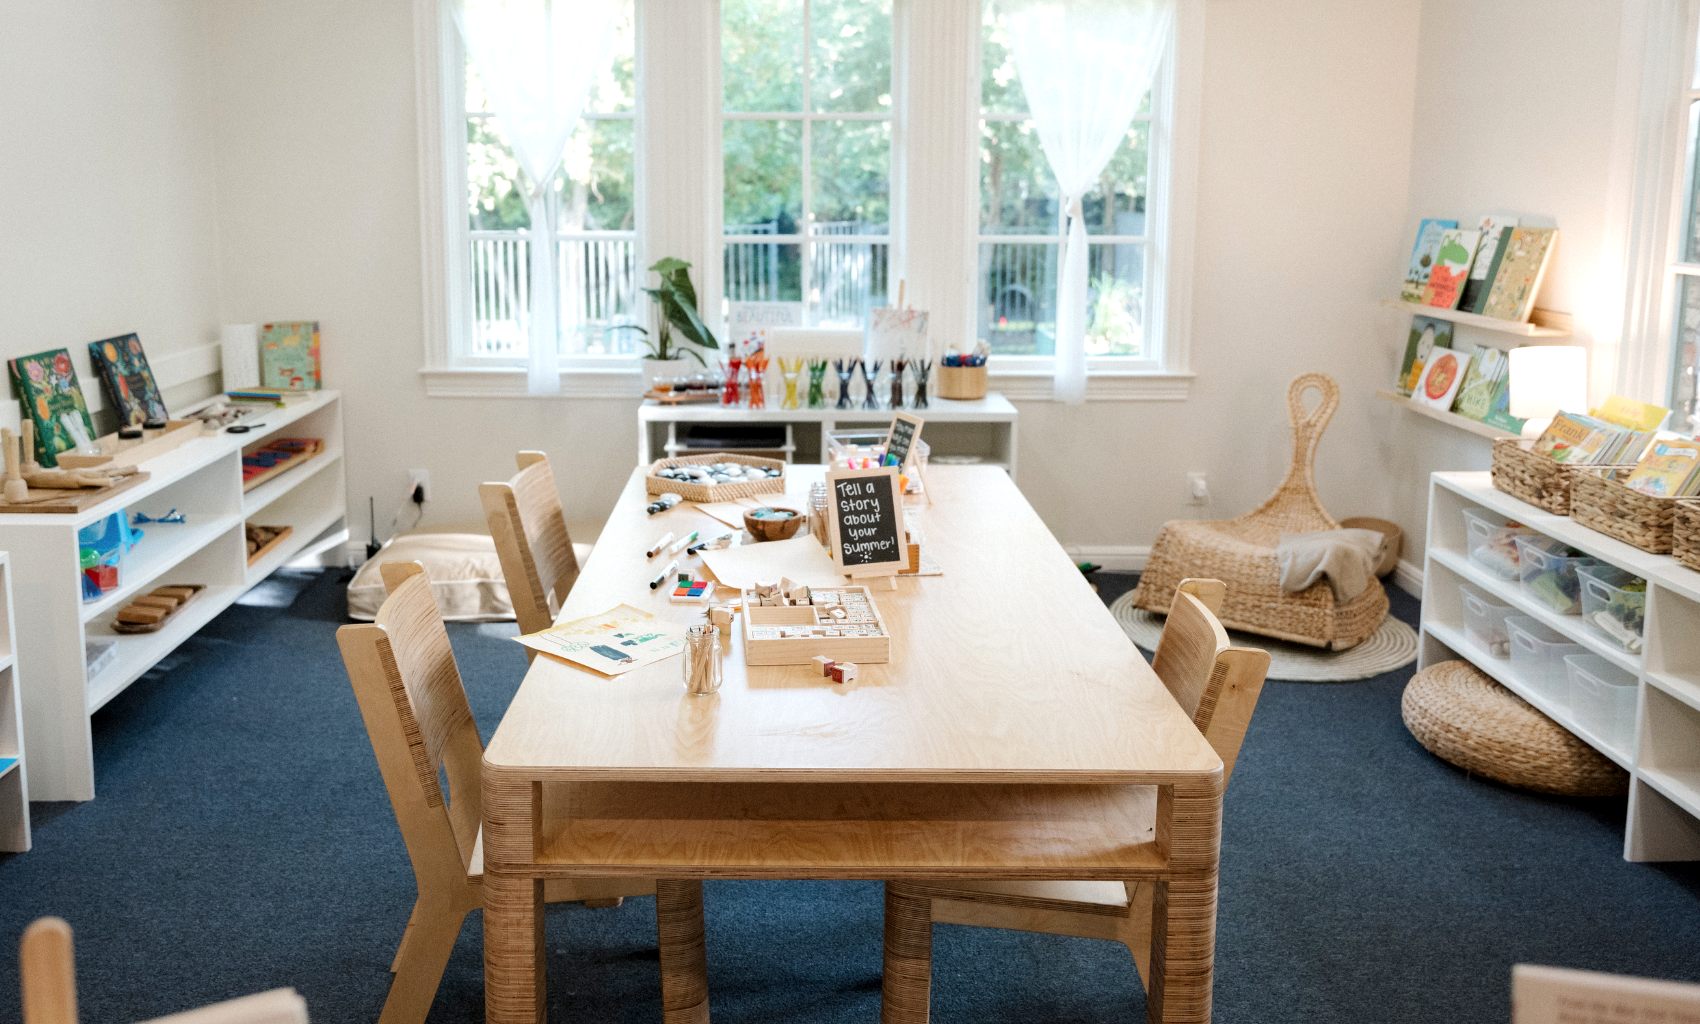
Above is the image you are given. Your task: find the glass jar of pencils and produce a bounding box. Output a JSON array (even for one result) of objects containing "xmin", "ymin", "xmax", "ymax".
[{"xmin": 683, "ymin": 624, "xmax": 723, "ymax": 695}]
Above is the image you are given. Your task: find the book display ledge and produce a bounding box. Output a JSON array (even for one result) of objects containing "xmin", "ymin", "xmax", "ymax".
[
  {"xmin": 0, "ymin": 391, "xmax": 346, "ymax": 802},
  {"xmin": 1421, "ymin": 471, "xmax": 1700, "ymax": 861}
]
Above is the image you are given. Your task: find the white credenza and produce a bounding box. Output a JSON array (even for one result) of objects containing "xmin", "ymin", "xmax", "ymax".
[
  {"xmin": 0, "ymin": 392, "xmax": 345, "ymax": 802},
  {"xmin": 1421, "ymin": 471, "xmax": 1700, "ymax": 862},
  {"xmin": 0, "ymin": 552, "xmax": 27, "ymax": 851}
]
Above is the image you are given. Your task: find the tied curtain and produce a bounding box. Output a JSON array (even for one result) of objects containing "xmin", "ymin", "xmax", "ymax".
[
  {"xmin": 453, "ymin": 0, "xmax": 620, "ymax": 396},
  {"xmin": 1003, "ymin": 0, "xmax": 1173, "ymax": 404}
]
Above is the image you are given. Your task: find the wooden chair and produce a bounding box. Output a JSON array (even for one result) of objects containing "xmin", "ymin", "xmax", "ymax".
[
  {"xmin": 20, "ymin": 917, "xmax": 308, "ymax": 1024},
  {"xmin": 880, "ymin": 579, "xmax": 1271, "ymax": 1024},
  {"xmin": 336, "ymin": 562, "xmax": 706, "ymax": 1024},
  {"xmin": 479, "ymin": 452, "xmax": 590, "ymax": 642}
]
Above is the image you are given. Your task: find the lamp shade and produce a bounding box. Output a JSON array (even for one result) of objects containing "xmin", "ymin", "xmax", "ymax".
[{"xmin": 1508, "ymin": 346, "xmax": 1588, "ymax": 421}]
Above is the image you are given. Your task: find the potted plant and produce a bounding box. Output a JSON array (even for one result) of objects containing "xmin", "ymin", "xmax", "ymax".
[{"xmin": 629, "ymin": 257, "xmax": 720, "ymax": 388}]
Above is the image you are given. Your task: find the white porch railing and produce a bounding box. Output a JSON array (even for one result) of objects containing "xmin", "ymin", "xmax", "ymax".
[{"xmin": 469, "ymin": 230, "xmax": 641, "ymax": 356}]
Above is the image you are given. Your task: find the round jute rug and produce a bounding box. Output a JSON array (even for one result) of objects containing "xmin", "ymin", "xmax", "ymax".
[{"xmin": 1108, "ymin": 590, "xmax": 1418, "ymax": 683}]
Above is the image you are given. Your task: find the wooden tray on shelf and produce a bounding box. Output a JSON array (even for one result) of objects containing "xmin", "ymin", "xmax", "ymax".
[
  {"xmin": 57, "ymin": 420, "xmax": 204, "ymax": 471},
  {"xmin": 241, "ymin": 438, "xmax": 323, "ymax": 492},
  {"xmin": 111, "ymin": 585, "xmax": 205, "ymax": 635},
  {"xmin": 245, "ymin": 524, "xmax": 294, "ymax": 567},
  {"xmin": 0, "ymin": 471, "xmax": 150, "ymax": 515}
]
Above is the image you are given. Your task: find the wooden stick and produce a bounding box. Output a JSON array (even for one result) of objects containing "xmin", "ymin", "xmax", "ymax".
[
  {"xmin": 20, "ymin": 419, "xmax": 37, "ymax": 472},
  {"xmin": 896, "ymin": 280, "xmax": 906, "ymax": 310},
  {"xmin": 2, "ymin": 428, "xmax": 27, "ymax": 502}
]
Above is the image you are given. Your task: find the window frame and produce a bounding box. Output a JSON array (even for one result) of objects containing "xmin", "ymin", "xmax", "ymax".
[{"xmin": 1666, "ymin": 10, "xmax": 1700, "ymax": 429}]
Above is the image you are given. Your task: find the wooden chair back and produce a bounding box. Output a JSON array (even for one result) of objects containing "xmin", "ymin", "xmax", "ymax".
[
  {"xmin": 1150, "ymin": 578, "xmax": 1270, "ymax": 784},
  {"xmin": 20, "ymin": 917, "xmax": 308, "ymax": 1024},
  {"xmin": 479, "ymin": 451, "xmax": 580, "ymax": 637},
  {"xmin": 336, "ymin": 562, "xmax": 484, "ymax": 886}
]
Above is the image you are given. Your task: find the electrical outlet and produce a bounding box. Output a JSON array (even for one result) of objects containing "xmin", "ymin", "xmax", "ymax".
[
  {"xmin": 408, "ymin": 469, "xmax": 429, "ymax": 503},
  {"xmin": 1186, "ymin": 471, "xmax": 1209, "ymax": 506}
]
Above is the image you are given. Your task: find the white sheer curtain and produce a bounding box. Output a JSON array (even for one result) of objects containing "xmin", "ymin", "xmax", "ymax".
[
  {"xmin": 454, "ymin": 0, "xmax": 619, "ymax": 396},
  {"xmin": 1003, "ymin": 0, "xmax": 1173, "ymax": 404}
]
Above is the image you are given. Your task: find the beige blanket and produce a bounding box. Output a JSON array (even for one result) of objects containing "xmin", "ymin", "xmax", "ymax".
[{"xmin": 1276, "ymin": 528, "xmax": 1387, "ymax": 603}]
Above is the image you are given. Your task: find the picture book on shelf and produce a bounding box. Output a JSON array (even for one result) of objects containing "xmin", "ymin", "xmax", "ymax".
[
  {"xmin": 1594, "ymin": 395, "xmax": 1670, "ymax": 432},
  {"xmin": 259, "ymin": 321, "xmax": 321, "ymax": 391},
  {"xmin": 1399, "ymin": 315, "xmax": 1453, "ymax": 395},
  {"xmin": 1451, "ymin": 344, "xmax": 1508, "ymax": 421},
  {"xmin": 1624, "ymin": 438, "xmax": 1700, "ymax": 497},
  {"xmin": 1482, "ymin": 371, "xmax": 1526, "ymax": 434},
  {"xmin": 1401, "ymin": 218, "xmax": 1459, "ymax": 303},
  {"xmin": 1482, "ymin": 227, "xmax": 1558, "ymax": 322},
  {"xmin": 1531, "ymin": 411, "xmax": 1655, "ymax": 466},
  {"xmin": 7, "ymin": 348, "xmax": 96, "ymax": 469},
  {"xmin": 1459, "ymin": 214, "xmax": 1519, "ymax": 314},
  {"xmin": 87, "ymin": 333, "xmax": 167, "ymax": 427},
  {"xmin": 1411, "ymin": 347, "xmax": 1471, "ymax": 411},
  {"xmin": 1420, "ymin": 228, "xmax": 1481, "ymax": 310}
]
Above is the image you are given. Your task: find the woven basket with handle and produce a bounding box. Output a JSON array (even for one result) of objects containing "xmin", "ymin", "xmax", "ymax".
[
  {"xmin": 1131, "ymin": 373, "xmax": 1387, "ymax": 650},
  {"xmin": 1674, "ymin": 500, "xmax": 1700, "ymax": 572},
  {"xmin": 1491, "ymin": 437, "xmax": 1636, "ymax": 516},
  {"xmin": 1570, "ymin": 468, "xmax": 1679, "ymax": 554}
]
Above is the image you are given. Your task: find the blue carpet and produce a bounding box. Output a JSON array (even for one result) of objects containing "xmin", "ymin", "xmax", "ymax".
[{"xmin": 0, "ymin": 569, "xmax": 1695, "ymax": 1023}]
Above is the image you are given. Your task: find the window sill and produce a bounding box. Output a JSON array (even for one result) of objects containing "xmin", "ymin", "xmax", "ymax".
[{"xmin": 420, "ymin": 366, "xmax": 1196, "ymax": 401}]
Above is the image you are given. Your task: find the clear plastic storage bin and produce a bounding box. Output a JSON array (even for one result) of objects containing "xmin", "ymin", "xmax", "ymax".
[
  {"xmin": 1515, "ymin": 536, "xmax": 1598, "ymax": 615},
  {"xmin": 1564, "ymin": 654, "xmax": 1638, "ymax": 751},
  {"xmin": 1461, "ymin": 583, "xmax": 1515, "ymax": 658},
  {"xmin": 1577, "ymin": 564, "xmax": 1647, "ymax": 653},
  {"xmin": 1506, "ymin": 616, "xmax": 1586, "ymax": 701},
  {"xmin": 1463, "ymin": 507, "xmax": 1538, "ymax": 580}
]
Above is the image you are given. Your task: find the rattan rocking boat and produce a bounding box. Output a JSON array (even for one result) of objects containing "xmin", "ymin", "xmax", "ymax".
[{"xmin": 1132, "ymin": 372, "xmax": 1388, "ymax": 650}]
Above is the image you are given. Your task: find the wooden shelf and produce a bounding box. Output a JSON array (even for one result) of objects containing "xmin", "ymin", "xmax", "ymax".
[
  {"xmin": 1380, "ymin": 298, "xmax": 1572, "ymax": 337},
  {"xmin": 1375, "ymin": 389, "xmax": 1521, "ymax": 441}
]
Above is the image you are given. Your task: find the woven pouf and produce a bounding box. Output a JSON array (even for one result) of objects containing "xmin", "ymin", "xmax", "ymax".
[{"xmin": 1401, "ymin": 661, "xmax": 1628, "ymax": 797}]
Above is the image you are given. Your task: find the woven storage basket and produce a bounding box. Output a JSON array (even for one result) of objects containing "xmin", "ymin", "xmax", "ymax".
[
  {"xmin": 1401, "ymin": 660, "xmax": 1628, "ymax": 796},
  {"xmin": 645, "ymin": 452, "xmax": 786, "ymax": 502},
  {"xmin": 1675, "ymin": 500, "xmax": 1700, "ymax": 572},
  {"xmin": 1570, "ymin": 468, "xmax": 1678, "ymax": 554},
  {"xmin": 938, "ymin": 364, "xmax": 987, "ymax": 400},
  {"xmin": 1489, "ymin": 438, "xmax": 1634, "ymax": 515}
]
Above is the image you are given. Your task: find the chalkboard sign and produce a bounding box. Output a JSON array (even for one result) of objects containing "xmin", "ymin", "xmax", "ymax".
[
  {"xmin": 885, "ymin": 411, "xmax": 924, "ymax": 470},
  {"xmin": 824, "ymin": 466, "xmax": 905, "ymax": 577}
]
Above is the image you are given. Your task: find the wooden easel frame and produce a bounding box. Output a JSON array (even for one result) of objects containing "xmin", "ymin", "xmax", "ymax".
[{"xmin": 824, "ymin": 465, "xmax": 905, "ymax": 584}]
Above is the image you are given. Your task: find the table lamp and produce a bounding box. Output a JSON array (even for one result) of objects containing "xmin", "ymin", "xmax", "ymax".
[{"xmin": 1508, "ymin": 346, "xmax": 1588, "ymax": 439}]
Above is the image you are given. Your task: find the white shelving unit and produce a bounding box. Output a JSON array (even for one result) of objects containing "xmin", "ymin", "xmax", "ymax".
[
  {"xmin": 0, "ymin": 392, "xmax": 345, "ymax": 802},
  {"xmin": 637, "ymin": 394, "xmax": 1020, "ymax": 475},
  {"xmin": 0, "ymin": 552, "xmax": 27, "ymax": 852},
  {"xmin": 1422, "ymin": 471, "xmax": 1700, "ymax": 861}
]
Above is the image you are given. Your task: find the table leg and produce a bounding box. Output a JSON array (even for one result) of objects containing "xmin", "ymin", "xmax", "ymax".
[
  {"xmin": 1147, "ymin": 781, "xmax": 1222, "ymax": 1024},
  {"xmin": 880, "ymin": 882, "xmax": 933, "ymax": 1024},
  {"xmin": 484, "ymin": 869, "xmax": 544, "ymax": 1024},
  {"xmin": 656, "ymin": 880, "xmax": 711, "ymax": 1024}
]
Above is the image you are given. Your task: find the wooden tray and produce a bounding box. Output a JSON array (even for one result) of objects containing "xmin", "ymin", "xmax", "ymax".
[
  {"xmin": 57, "ymin": 420, "xmax": 203, "ymax": 471},
  {"xmin": 242, "ymin": 438, "xmax": 323, "ymax": 492},
  {"xmin": 644, "ymin": 389, "xmax": 718, "ymax": 404},
  {"xmin": 740, "ymin": 585, "xmax": 890, "ymax": 666},
  {"xmin": 245, "ymin": 524, "xmax": 294, "ymax": 567},
  {"xmin": 111, "ymin": 584, "xmax": 206, "ymax": 635},
  {"xmin": 0, "ymin": 471, "xmax": 150, "ymax": 515}
]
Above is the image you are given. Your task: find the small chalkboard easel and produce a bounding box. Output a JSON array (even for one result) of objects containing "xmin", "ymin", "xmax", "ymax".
[
  {"xmin": 825, "ymin": 465, "xmax": 906, "ymax": 588},
  {"xmin": 885, "ymin": 410, "xmax": 928, "ymax": 504}
]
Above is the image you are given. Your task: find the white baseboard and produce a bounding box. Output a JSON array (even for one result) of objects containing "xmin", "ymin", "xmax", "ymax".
[
  {"xmin": 1393, "ymin": 558, "xmax": 1423, "ymax": 599},
  {"xmin": 1064, "ymin": 545, "xmax": 1150, "ymax": 572}
]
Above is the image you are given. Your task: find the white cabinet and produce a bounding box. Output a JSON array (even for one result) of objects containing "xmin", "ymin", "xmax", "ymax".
[
  {"xmin": 1422, "ymin": 471, "xmax": 1700, "ymax": 861},
  {"xmin": 0, "ymin": 392, "xmax": 346, "ymax": 802},
  {"xmin": 0, "ymin": 552, "xmax": 27, "ymax": 852}
]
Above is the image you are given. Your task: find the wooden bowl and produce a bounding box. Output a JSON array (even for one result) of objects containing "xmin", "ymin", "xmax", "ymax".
[{"xmin": 743, "ymin": 506, "xmax": 803, "ymax": 542}]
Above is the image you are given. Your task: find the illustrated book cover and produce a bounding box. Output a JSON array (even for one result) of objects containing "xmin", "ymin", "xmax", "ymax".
[
  {"xmin": 1399, "ymin": 315, "xmax": 1453, "ymax": 395},
  {"xmin": 1482, "ymin": 370, "xmax": 1527, "ymax": 434},
  {"xmin": 8, "ymin": 348, "xmax": 96, "ymax": 469},
  {"xmin": 1459, "ymin": 213, "xmax": 1518, "ymax": 314},
  {"xmin": 1411, "ymin": 347, "xmax": 1471, "ymax": 411},
  {"xmin": 1451, "ymin": 344, "xmax": 1508, "ymax": 421},
  {"xmin": 1482, "ymin": 227, "xmax": 1558, "ymax": 322},
  {"xmin": 259, "ymin": 321, "xmax": 321, "ymax": 391},
  {"xmin": 1401, "ymin": 218, "xmax": 1458, "ymax": 303},
  {"xmin": 1594, "ymin": 395, "xmax": 1670, "ymax": 432},
  {"xmin": 1420, "ymin": 228, "xmax": 1481, "ymax": 309},
  {"xmin": 88, "ymin": 333, "xmax": 168, "ymax": 427},
  {"xmin": 1624, "ymin": 439, "xmax": 1700, "ymax": 497}
]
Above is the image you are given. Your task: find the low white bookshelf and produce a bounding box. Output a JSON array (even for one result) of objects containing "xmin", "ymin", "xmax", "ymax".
[
  {"xmin": 1421, "ymin": 471, "xmax": 1700, "ymax": 861},
  {"xmin": 0, "ymin": 552, "xmax": 27, "ymax": 852},
  {"xmin": 0, "ymin": 391, "xmax": 345, "ymax": 801}
]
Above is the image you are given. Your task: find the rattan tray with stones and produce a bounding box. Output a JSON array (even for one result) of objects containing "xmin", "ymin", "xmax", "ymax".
[{"xmin": 645, "ymin": 452, "xmax": 786, "ymax": 502}]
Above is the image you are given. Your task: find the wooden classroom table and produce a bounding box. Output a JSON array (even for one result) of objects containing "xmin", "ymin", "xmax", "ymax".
[{"xmin": 480, "ymin": 464, "xmax": 1225, "ymax": 1023}]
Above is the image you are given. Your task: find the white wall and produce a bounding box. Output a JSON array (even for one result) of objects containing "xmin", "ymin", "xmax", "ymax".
[
  {"xmin": 202, "ymin": 0, "xmax": 1427, "ymax": 558},
  {"xmin": 0, "ymin": 0, "xmax": 223, "ymax": 429},
  {"xmin": 1378, "ymin": 0, "xmax": 1626, "ymax": 570}
]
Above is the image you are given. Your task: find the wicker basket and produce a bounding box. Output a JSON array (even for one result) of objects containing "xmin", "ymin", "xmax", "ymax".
[
  {"xmin": 645, "ymin": 452, "xmax": 786, "ymax": 502},
  {"xmin": 1570, "ymin": 468, "xmax": 1679, "ymax": 554},
  {"xmin": 938, "ymin": 364, "xmax": 987, "ymax": 400},
  {"xmin": 1489, "ymin": 437, "xmax": 1635, "ymax": 515},
  {"xmin": 1675, "ymin": 500, "xmax": 1700, "ymax": 573}
]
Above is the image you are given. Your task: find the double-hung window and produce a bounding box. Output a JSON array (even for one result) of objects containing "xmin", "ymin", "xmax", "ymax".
[
  {"xmin": 1671, "ymin": 23, "xmax": 1700, "ymax": 428},
  {"xmin": 720, "ymin": 0, "xmax": 893, "ymax": 332}
]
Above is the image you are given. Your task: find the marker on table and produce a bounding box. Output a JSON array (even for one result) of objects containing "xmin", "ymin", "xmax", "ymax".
[
  {"xmin": 667, "ymin": 531, "xmax": 699, "ymax": 556},
  {"xmin": 647, "ymin": 532, "xmax": 674, "ymax": 558},
  {"xmin": 649, "ymin": 559, "xmax": 679, "ymax": 590}
]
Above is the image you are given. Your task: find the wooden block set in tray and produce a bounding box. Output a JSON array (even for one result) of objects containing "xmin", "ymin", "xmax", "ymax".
[
  {"xmin": 739, "ymin": 583, "xmax": 890, "ymax": 666},
  {"xmin": 112, "ymin": 585, "xmax": 205, "ymax": 634}
]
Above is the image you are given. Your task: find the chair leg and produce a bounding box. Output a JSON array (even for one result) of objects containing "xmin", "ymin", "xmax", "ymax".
[
  {"xmin": 380, "ymin": 906, "xmax": 468, "ymax": 1024},
  {"xmin": 656, "ymin": 880, "xmax": 711, "ymax": 1024},
  {"xmin": 881, "ymin": 882, "xmax": 934, "ymax": 1024},
  {"xmin": 390, "ymin": 899, "xmax": 425, "ymax": 973}
]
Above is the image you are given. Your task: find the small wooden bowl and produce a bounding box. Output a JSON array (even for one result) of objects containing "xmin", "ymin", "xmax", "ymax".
[{"xmin": 743, "ymin": 507, "xmax": 803, "ymax": 542}]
